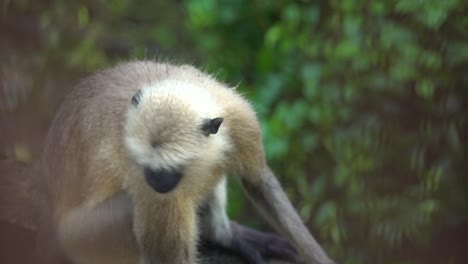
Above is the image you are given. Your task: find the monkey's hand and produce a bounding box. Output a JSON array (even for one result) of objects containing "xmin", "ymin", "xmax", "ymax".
[{"xmin": 229, "ymin": 222, "xmax": 303, "ymax": 264}]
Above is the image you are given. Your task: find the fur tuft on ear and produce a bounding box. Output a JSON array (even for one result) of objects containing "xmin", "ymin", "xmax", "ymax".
[
  {"xmin": 201, "ymin": 117, "xmax": 224, "ymax": 136},
  {"xmin": 131, "ymin": 89, "xmax": 143, "ymax": 106}
]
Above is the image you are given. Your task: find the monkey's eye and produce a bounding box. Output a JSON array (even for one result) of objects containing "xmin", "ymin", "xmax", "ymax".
[
  {"xmin": 201, "ymin": 117, "xmax": 224, "ymax": 136},
  {"xmin": 151, "ymin": 141, "xmax": 162, "ymax": 149},
  {"xmin": 131, "ymin": 89, "xmax": 142, "ymax": 106}
]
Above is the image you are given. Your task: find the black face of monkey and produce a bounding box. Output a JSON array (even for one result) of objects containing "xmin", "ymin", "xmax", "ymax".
[{"xmin": 144, "ymin": 167, "xmax": 182, "ymax": 193}]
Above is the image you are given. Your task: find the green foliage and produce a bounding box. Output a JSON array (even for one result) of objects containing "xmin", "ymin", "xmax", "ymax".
[
  {"xmin": 4, "ymin": 0, "xmax": 194, "ymax": 73},
  {"xmin": 2, "ymin": 0, "xmax": 467, "ymax": 263}
]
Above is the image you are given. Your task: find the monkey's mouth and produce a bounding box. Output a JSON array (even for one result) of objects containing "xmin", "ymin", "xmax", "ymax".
[{"xmin": 144, "ymin": 167, "xmax": 182, "ymax": 193}]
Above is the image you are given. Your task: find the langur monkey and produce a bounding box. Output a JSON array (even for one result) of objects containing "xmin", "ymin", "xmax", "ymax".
[{"xmin": 40, "ymin": 61, "xmax": 335, "ymax": 264}]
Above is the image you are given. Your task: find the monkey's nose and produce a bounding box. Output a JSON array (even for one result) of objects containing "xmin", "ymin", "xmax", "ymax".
[{"xmin": 144, "ymin": 167, "xmax": 182, "ymax": 193}]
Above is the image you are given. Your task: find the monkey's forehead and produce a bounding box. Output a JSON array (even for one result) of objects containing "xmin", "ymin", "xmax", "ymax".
[{"xmin": 139, "ymin": 80, "xmax": 221, "ymax": 116}]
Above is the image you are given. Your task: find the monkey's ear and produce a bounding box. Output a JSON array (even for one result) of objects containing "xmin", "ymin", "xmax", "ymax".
[
  {"xmin": 131, "ymin": 89, "xmax": 143, "ymax": 106},
  {"xmin": 201, "ymin": 117, "xmax": 224, "ymax": 136}
]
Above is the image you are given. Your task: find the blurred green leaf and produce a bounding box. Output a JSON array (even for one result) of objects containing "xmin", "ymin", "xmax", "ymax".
[{"xmin": 77, "ymin": 5, "xmax": 89, "ymax": 27}]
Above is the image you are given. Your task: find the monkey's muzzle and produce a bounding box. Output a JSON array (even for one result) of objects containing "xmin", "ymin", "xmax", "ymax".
[{"xmin": 144, "ymin": 167, "xmax": 182, "ymax": 193}]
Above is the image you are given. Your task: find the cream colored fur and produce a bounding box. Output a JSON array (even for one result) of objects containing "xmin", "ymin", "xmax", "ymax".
[
  {"xmin": 41, "ymin": 60, "xmax": 334, "ymax": 264},
  {"xmin": 42, "ymin": 61, "xmax": 263, "ymax": 264}
]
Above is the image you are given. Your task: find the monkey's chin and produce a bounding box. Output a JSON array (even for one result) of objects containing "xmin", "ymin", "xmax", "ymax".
[{"xmin": 144, "ymin": 167, "xmax": 182, "ymax": 193}]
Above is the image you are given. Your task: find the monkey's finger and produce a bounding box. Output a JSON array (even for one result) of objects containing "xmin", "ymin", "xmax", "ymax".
[
  {"xmin": 235, "ymin": 239, "xmax": 265, "ymax": 264},
  {"xmin": 256, "ymin": 236, "xmax": 296, "ymax": 256},
  {"xmin": 266, "ymin": 242, "xmax": 303, "ymax": 263},
  {"xmin": 270, "ymin": 236, "xmax": 296, "ymax": 253}
]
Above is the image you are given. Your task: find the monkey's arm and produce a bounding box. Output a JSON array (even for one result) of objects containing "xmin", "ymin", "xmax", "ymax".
[
  {"xmin": 224, "ymin": 105, "xmax": 334, "ymax": 263},
  {"xmin": 56, "ymin": 191, "xmax": 139, "ymax": 264},
  {"xmin": 241, "ymin": 166, "xmax": 335, "ymax": 264},
  {"xmin": 130, "ymin": 188, "xmax": 198, "ymax": 264}
]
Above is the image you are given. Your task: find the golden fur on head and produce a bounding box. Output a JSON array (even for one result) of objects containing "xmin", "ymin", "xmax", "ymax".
[
  {"xmin": 123, "ymin": 78, "xmax": 231, "ymax": 201},
  {"xmin": 44, "ymin": 60, "xmax": 264, "ymax": 211}
]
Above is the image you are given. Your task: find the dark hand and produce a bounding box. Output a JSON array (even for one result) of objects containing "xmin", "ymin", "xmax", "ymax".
[{"xmin": 229, "ymin": 222, "xmax": 303, "ymax": 264}]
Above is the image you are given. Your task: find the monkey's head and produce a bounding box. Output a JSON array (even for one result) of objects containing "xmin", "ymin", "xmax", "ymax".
[{"xmin": 123, "ymin": 80, "xmax": 230, "ymax": 195}]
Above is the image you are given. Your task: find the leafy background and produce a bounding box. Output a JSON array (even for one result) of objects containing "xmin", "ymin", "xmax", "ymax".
[{"xmin": 1, "ymin": 1, "xmax": 467, "ymax": 263}]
